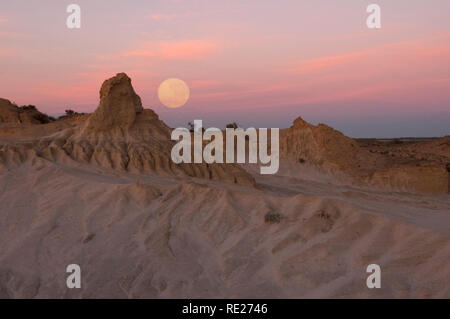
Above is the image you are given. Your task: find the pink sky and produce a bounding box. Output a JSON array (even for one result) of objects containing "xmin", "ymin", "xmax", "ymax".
[{"xmin": 1, "ymin": 0, "xmax": 449, "ymax": 137}]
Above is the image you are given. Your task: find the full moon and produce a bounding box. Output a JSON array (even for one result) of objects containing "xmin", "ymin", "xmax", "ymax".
[{"xmin": 158, "ymin": 78, "xmax": 190, "ymax": 108}]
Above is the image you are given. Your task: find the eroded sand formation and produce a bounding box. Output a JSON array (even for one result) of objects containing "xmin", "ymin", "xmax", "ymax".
[
  {"xmin": 0, "ymin": 73, "xmax": 254, "ymax": 186},
  {"xmin": 279, "ymin": 117, "xmax": 449, "ymax": 194},
  {"xmin": 0, "ymin": 98, "xmax": 53, "ymax": 125},
  {"xmin": 0, "ymin": 73, "xmax": 449, "ymax": 298}
]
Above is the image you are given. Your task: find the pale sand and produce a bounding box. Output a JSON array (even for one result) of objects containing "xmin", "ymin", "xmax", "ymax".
[{"xmin": 0, "ymin": 160, "xmax": 449, "ymax": 298}]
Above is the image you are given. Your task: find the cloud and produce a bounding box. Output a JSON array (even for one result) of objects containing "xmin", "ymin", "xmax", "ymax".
[
  {"xmin": 123, "ymin": 39, "xmax": 219, "ymax": 60},
  {"xmin": 0, "ymin": 31, "xmax": 26, "ymax": 39},
  {"xmin": 0, "ymin": 48, "xmax": 14, "ymax": 56},
  {"xmin": 189, "ymin": 80, "xmax": 221, "ymax": 89},
  {"xmin": 149, "ymin": 13, "xmax": 177, "ymax": 21},
  {"xmin": 0, "ymin": 17, "xmax": 27, "ymax": 39},
  {"xmin": 286, "ymin": 34, "xmax": 450, "ymax": 75},
  {"xmin": 287, "ymin": 50, "xmax": 370, "ymax": 74},
  {"xmin": 185, "ymin": 36, "xmax": 450, "ymax": 111}
]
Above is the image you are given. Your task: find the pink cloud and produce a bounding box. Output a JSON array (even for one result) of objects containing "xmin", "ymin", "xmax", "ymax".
[
  {"xmin": 189, "ymin": 80, "xmax": 221, "ymax": 89},
  {"xmin": 287, "ymin": 50, "xmax": 370, "ymax": 74},
  {"xmin": 287, "ymin": 35, "xmax": 450, "ymax": 75},
  {"xmin": 0, "ymin": 48, "xmax": 14, "ymax": 56},
  {"xmin": 0, "ymin": 31, "xmax": 26, "ymax": 39},
  {"xmin": 123, "ymin": 39, "xmax": 219, "ymax": 60},
  {"xmin": 123, "ymin": 49, "xmax": 156, "ymax": 58},
  {"xmin": 149, "ymin": 13, "xmax": 177, "ymax": 21},
  {"xmin": 186, "ymin": 36, "xmax": 450, "ymax": 112}
]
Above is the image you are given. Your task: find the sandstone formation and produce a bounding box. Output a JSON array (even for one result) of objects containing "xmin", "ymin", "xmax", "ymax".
[
  {"xmin": 279, "ymin": 117, "xmax": 449, "ymax": 194},
  {"xmin": 0, "ymin": 73, "xmax": 448, "ymax": 193},
  {"xmin": 280, "ymin": 116, "xmax": 365, "ymax": 173},
  {"xmin": 81, "ymin": 73, "xmax": 144, "ymax": 135},
  {"xmin": 0, "ymin": 98, "xmax": 53, "ymax": 125},
  {"xmin": 367, "ymin": 166, "xmax": 448, "ymax": 194},
  {"xmin": 0, "ymin": 99, "xmax": 19, "ymax": 123},
  {"xmin": 0, "ymin": 73, "xmax": 255, "ymax": 186}
]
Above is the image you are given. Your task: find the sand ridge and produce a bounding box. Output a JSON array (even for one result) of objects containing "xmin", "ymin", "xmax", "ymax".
[{"xmin": 0, "ymin": 161, "xmax": 449, "ymax": 298}]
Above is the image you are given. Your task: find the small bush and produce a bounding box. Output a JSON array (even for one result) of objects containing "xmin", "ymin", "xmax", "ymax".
[
  {"xmin": 317, "ymin": 210, "xmax": 331, "ymax": 220},
  {"xmin": 65, "ymin": 109, "xmax": 76, "ymax": 116},
  {"xmin": 226, "ymin": 122, "xmax": 238, "ymax": 129},
  {"xmin": 33, "ymin": 113, "xmax": 52, "ymax": 123},
  {"xmin": 58, "ymin": 109, "xmax": 85, "ymax": 119},
  {"xmin": 265, "ymin": 212, "xmax": 282, "ymax": 224},
  {"xmin": 19, "ymin": 105, "xmax": 37, "ymax": 111},
  {"xmin": 298, "ymin": 158, "xmax": 305, "ymax": 164},
  {"xmin": 187, "ymin": 122, "xmax": 205, "ymax": 132}
]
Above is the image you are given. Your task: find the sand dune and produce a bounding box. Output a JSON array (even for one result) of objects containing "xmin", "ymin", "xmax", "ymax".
[{"xmin": 0, "ymin": 73, "xmax": 449, "ymax": 298}]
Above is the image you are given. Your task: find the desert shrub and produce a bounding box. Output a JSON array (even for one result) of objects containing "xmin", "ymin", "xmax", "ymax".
[
  {"xmin": 17, "ymin": 104, "xmax": 53, "ymax": 123},
  {"xmin": 264, "ymin": 212, "xmax": 282, "ymax": 224},
  {"xmin": 58, "ymin": 109, "xmax": 84, "ymax": 119},
  {"xmin": 19, "ymin": 105, "xmax": 37, "ymax": 111},
  {"xmin": 226, "ymin": 122, "xmax": 238, "ymax": 129},
  {"xmin": 298, "ymin": 158, "xmax": 305, "ymax": 164},
  {"xmin": 33, "ymin": 113, "xmax": 53, "ymax": 123},
  {"xmin": 317, "ymin": 210, "xmax": 331, "ymax": 220},
  {"xmin": 187, "ymin": 122, "xmax": 205, "ymax": 132},
  {"xmin": 65, "ymin": 109, "xmax": 76, "ymax": 116}
]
